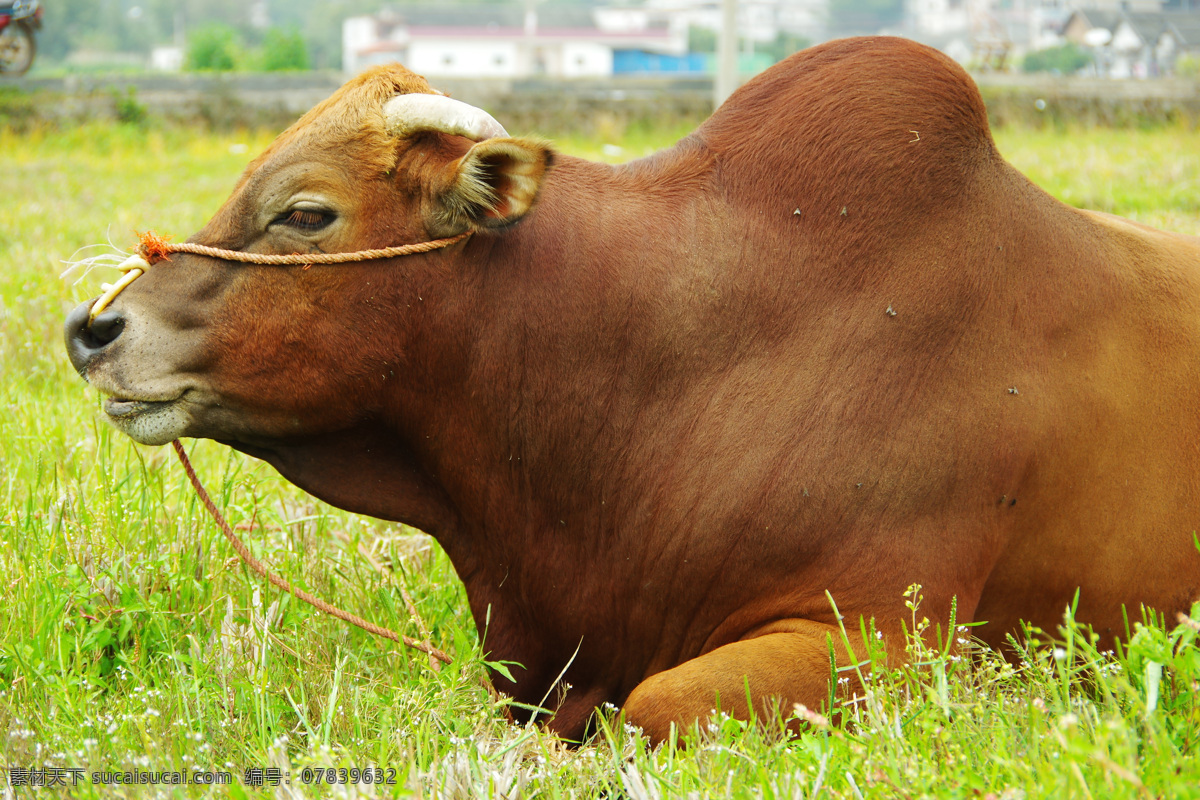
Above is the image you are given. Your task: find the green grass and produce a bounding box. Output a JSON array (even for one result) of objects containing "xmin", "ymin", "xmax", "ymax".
[
  {"xmin": 993, "ymin": 125, "xmax": 1200, "ymax": 234},
  {"xmin": 2, "ymin": 119, "xmax": 1199, "ymax": 798}
]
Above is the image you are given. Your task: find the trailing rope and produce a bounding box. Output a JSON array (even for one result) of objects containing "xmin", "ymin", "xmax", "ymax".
[
  {"xmin": 172, "ymin": 439, "xmax": 454, "ymax": 666},
  {"xmin": 174, "ymin": 440, "xmax": 509, "ymax": 705},
  {"xmin": 88, "ymin": 230, "xmax": 471, "ymax": 324}
]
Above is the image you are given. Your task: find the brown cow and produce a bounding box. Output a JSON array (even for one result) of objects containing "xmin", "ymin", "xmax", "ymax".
[{"xmin": 65, "ymin": 36, "xmax": 1200, "ymax": 743}]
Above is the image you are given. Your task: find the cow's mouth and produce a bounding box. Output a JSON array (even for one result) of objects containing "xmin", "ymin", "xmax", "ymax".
[
  {"xmin": 96, "ymin": 389, "xmax": 192, "ymax": 446},
  {"xmin": 104, "ymin": 397, "xmax": 175, "ymax": 419}
]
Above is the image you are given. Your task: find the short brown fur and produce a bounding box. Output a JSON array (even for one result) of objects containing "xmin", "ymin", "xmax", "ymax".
[{"xmin": 66, "ymin": 37, "xmax": 1200, "ymax": 744}]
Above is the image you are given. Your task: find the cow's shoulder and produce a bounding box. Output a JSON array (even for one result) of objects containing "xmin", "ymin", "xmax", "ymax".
[
  {"xmin": 704, "ymin": 36, "xmax": 993, "ymax": 156},
  {"xmin": 696, "ymin": 37, "xmax": 999, "ymax": 226}
]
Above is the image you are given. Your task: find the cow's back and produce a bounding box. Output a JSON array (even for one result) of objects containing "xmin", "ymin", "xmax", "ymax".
[
  {"xmin": 664, "ymin": 36, "xmax": 1200, "ymax": 650},
  {"xmin": 975, "ymin": 208, "xmax": 1200, "ymax": 648}
]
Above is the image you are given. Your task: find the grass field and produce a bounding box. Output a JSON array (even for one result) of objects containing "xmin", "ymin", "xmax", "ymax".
[{"xmin": 2, "ymin": 118, "xmax": 1200, "ymax": 798}]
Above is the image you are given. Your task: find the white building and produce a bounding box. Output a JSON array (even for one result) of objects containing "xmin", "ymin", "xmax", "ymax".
[
  {"xmin": 1065, "ymin": 9, "xmax": 1200, "ymax": 76},
  {"xmin": 150, "ymin": 45, "xmax": 184, "ymax": 72},
  {"xmin": 642, "ymin": 0, "xmax": 828, "ymax": 44},
  {"xmin": 343, "ymin": 6, "xmax": 687, "ymax": 78},
  {"xmin": 907, "ymin": 0, "xmax": 970, "ymax": 36}
]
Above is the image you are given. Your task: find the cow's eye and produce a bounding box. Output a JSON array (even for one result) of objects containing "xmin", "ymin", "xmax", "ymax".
[{"xmin": 276, "ymin": 208, "xmax": 335, "ymax": 231}]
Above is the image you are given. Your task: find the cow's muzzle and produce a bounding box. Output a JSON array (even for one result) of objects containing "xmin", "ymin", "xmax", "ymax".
[{"xmin": 65, "ymin": 299, "xmax": 125, "ymax": 377}]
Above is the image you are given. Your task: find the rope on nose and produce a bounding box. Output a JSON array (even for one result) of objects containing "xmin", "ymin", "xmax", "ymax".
[
  {"xmin": 86, "ymin": 229, "xmax": 473, "ymax": 325},
  {"xmin": 88, "ymin": 255, "xmax": 149, "ymax": 325}
]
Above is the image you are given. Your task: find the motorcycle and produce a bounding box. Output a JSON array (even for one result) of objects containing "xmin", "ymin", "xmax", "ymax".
[{"xmin": 0, "ymin": 0, "xmax": 41, "ymax": 76}]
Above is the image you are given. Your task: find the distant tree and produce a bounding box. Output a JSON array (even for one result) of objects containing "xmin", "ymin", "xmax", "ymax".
[
  {"xmin": 757, "ymin": 32, "xmax": 811, "ymax": 63},
  {"xmin": 828, "ymin": 0, "xmax": 905, "ymax": 35},
  {"xmin": 37, "ymin": 0, "xmax": 101, "ymax": 59},
  {"xmin": 1021, "ymin": 44, "xmax": 1092, "ymax": 75},
  {"xmin": 187, "ymin": 24, "xmax": 240, "ymax": 71},
  {"xmin": 40, "ymin": 0, "xmax": 256, "ymax": 62},
  {"xmin": 688, "ymin": 25, "xmax": 717, "ymax": 53},
  {"xmin": 260, "ymin": 28, "xmax": 310, "ymax": 71},
  {"xmin": 36, "ymin": 0, "xmax": 606, "ymax": 72}
]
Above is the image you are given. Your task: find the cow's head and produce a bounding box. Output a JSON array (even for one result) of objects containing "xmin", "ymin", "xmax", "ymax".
[{"xmin": 64, "ymin": 65, "xmax": 552, "ymax": 521}]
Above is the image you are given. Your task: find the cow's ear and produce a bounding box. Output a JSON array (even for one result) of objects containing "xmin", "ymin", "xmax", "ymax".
[{"xmin": 438, "ymin": 137, "xmax": 552, "ymax": 231}]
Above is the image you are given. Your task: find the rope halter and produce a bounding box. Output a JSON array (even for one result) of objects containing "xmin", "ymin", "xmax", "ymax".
[{"xmin": 87, "ymin": 230, "xmax": 472, "ymax": 325}]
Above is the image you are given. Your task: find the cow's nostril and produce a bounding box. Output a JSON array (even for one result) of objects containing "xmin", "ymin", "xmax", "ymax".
[
  {"xmin": 90, "ymin": 309, "xmax": 126, "ymax": 346},
  {"xmin": 65, "ymin": 300, "xmax": 127, "ymax": 376}
]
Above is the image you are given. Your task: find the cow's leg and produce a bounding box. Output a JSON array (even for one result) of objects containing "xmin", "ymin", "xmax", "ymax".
[{"xmin": 621, "ymin": 620, "xmax": 871, "ymax": 744}]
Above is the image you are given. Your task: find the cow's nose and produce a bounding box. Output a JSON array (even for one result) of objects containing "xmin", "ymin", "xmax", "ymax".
[{"xmin": 65, "ymin": 300, "xmax": 125, "ymax": 376}]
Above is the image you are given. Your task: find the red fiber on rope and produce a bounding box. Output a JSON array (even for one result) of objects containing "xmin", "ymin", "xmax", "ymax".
[{"xmin": 137, "ymin": 230, "xmax": 175, "ymax": 264}]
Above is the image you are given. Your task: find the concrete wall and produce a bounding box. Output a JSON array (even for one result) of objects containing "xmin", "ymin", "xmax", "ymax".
[
  {"xmin": 2, "ymin": 72, "xmax": 714, "ymax": 134},
  {"xmin": 4, "ymin": 71, "xmax": 1199, "ymax": 133}
]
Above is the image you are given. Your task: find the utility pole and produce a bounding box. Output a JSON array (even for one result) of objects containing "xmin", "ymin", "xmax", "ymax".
[{"xmin": 714, "ymin": 0, "xmax": 737, "ymax": 109}]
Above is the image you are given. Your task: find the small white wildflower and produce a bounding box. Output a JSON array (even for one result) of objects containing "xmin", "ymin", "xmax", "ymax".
[{"xmin": 792, "ymin": 703, "xmax": 829, "ymax": 728}]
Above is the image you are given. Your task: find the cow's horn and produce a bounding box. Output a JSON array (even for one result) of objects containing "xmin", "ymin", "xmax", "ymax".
[{"xmin": 384, "ymin": 93, "xmax": 508, "ymax": 141}]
